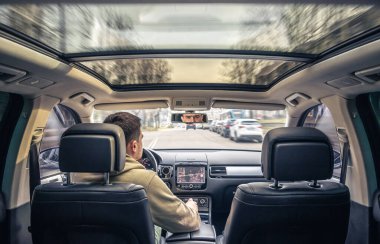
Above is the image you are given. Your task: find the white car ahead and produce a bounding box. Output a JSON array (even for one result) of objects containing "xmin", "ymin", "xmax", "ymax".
[{"xmin": 230, "ymin": 119, "xmax": 263, "ymax": 142}]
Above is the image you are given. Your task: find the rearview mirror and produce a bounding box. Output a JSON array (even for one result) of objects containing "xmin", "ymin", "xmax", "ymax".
[{"xmin": 171, "ymin": 113, "xmax": 208, "ymax": 123}]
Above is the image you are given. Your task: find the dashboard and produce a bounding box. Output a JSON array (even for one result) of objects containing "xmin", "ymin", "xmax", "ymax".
[{"xmin": 140, "ymin": 148, "xmax": 265, "ymax": 230}]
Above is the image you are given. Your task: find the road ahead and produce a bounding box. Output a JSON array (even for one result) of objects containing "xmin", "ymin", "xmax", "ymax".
[{"xmin": 142, "ymin": 128, "xmax": 262, "ymax": 150}]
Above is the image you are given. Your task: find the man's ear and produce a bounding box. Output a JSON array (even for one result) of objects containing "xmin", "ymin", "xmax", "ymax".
[
  {"xmin": 126, "ymin": 141, "xmax": 136, "ymax": 155},
  {"xmin": 131, "ymin": 140, "xmax": 138, "ymax": 153}
]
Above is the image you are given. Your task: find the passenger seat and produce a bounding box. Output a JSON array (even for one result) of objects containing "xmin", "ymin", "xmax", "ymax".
[{"xmin": 221, "ymin": 127, "xmax": 350, "ymax": 244}]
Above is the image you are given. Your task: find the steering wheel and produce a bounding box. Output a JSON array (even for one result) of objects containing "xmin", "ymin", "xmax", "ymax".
[{"xmin": 139, "ymin": 148, "xmax": 158, "ymax": 173}]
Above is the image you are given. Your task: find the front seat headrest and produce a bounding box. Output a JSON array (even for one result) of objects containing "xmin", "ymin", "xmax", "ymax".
[
  {"xmin": 59, "ymin": 123, "xmax": 126, "ymax": 173},
  {"xmin": 261, "ymin": 127, "xmax": 334, "ymax": 181}
]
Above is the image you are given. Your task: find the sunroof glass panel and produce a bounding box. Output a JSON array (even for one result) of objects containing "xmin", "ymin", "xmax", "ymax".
[
  {"xmin": 0, "ymin": 4, "xmax": 378, "ymax": 55},
  {"xmin": 81, "ymin": 58, "xmax": 301, "ymax": 86}
]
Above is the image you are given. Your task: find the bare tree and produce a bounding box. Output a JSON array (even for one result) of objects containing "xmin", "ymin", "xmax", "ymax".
[
  {"xmin": 221, "ymin": 5, "xmax": 374, "ymax": 85},
  {"xmin": 280, "ymin": 5, "xmax": 369, "ymax": 53}
]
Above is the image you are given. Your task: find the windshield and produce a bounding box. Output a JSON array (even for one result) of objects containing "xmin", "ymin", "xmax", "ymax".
[{"xmin": 92, "ymin": 108, "xmax": 286, "ymax": 150}]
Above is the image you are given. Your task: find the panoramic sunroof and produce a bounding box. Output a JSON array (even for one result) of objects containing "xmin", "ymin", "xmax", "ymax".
[
  {"xmin": 0, "ymin": 4, "xmax": 379, "ymax": 55},
  {"xmin": 81, "ymin": 58, "xmax": 301, "ymax": 87}
]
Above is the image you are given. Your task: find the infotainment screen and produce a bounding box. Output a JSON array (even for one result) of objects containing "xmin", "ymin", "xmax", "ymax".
[{"xmin": 177, "ymin": 166, "xmax": 206, "ymax": 184}]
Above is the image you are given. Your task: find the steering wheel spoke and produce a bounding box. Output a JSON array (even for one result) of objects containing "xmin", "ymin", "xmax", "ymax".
[{"xmin": 140, "ymin": 148, "xmax": 158, "ymax": 173}]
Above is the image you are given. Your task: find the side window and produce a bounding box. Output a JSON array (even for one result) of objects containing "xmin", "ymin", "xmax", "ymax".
[
  {"xmin": 302, "ymin": 104, "xmax": 342, "ymax": 178},
  {"xmin": 0, "ymin": 92, "xmax": 10, "ymax": 183},
  {"xmin": 39, "ymin": 105, "xmax": 78, "ymax": 179},
  {"xmin": 0, "ymin": 92, "xmax": 9, "ymax": 124}
]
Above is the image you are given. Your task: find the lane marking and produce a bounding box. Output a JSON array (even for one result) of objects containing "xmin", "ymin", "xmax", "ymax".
[{"xmin": 147, "ymin": 137, "xmax": 158, "ymax": 149}]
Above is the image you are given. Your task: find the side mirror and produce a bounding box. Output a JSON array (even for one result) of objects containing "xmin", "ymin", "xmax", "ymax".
[{"xmin": 171, "ymin": 113, "xmax": 208, "ymax": 123}]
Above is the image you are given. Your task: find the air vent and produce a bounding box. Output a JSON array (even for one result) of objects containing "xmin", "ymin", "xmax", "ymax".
[
  {"xmin": 176, "ymin": 101, "xmax": 183, "ymax": 106},
  {"xmin": 0, "ymin": 64, "xmax": 26, "ymax": 83},
  {"xmin": 172, "ymin": 98, "xmax": 209, "ymax": 110},
  {"xmin": 0, "ymin": 72, "xmax": 15, "ymax": 81},
  {"xmin": 355, "ymin": 66, "xmax": 380, "ymax": 83},
  {"xmin": 210, "ymin": 166, "xmax": 226, "ymax": 177}
]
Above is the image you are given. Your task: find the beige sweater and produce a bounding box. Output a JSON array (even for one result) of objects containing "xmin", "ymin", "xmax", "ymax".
[{"xmin": 74, "ymin": 155, "xmax": 201, "ymax": 233}]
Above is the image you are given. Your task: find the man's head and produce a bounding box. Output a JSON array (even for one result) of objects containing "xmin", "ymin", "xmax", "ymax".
[
  {"xmin": 103, "ymin": 112, "xmax": 143, "ymax": 160},
  {"xmin": 181, "ymin": 113, "xmax": 204, "ymax": 123}
]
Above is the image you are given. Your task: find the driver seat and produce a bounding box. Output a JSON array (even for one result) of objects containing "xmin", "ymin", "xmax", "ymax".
[{"xmin": 31, "ymin": 123, "xmax": 155, "ymax": 244}]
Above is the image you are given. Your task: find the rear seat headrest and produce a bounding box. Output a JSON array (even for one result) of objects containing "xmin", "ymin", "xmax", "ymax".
[
  {"xmin": 261, "ymin": 127, "xmax": 334, "ymax": 181},
  {"xmin": 59, "ymin": 123, "xmax": 126, "ymax": 173}
]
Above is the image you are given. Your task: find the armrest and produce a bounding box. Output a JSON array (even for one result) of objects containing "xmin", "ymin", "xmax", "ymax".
[
  {"xmin": 166, "ymin": 223, "xmax": 216, "ymax": 242},
  {"xmin": 190, "ymin": 223, "xmax": 216, "ymax": 241},
  {"xmin": 165, "ymin": 232, "xmax": 191, "ymax": 242}
]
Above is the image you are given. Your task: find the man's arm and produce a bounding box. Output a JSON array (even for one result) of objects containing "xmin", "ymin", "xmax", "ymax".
[{"xmin": 146, "ymin": 175, "xmax": 201, "ymax": 233}]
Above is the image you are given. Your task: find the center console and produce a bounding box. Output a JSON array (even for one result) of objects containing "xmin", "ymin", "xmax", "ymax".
[
  {"xmin": 178, "ymin": 196, "xmax": 211, "ymax": 224},
  {"xmin": 174, "ymin": 162, "xmax": 211, "ymax": 224},
  {"xmin": 160, "ymin": 155, "xmax": 216, "ymax": 243},
  {"xmin": 175, "ymin": 163, "xmax": 207, "ymax": 190}
]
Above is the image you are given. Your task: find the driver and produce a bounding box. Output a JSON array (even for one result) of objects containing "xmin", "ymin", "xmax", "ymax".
[{"xmin": 104, "ymin": 112, "xmax": 201, "ymax": 242}]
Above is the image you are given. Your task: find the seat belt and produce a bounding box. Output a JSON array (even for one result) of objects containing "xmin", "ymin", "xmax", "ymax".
[
  {"xmin": 29, "ymin": 128, "xmax": 44, "ymax": 200},
  {"xmin": 337, "ymin": 128, "xmax": 350, "ymax": 184}
]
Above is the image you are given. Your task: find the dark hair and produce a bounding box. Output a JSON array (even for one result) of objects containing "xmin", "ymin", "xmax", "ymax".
[{"xmin": 103, "ymin": 112, "xmax": 141, "ymax": 144}]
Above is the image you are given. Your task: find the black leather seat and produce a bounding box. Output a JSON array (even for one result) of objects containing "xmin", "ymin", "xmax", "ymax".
[
  {"xmin": 31, "ymin": 123, "xmax": 155, "ymax": 244},
  {"xmin": 221, "ymin": 127, "xmax": 350, "ymax": 244}
]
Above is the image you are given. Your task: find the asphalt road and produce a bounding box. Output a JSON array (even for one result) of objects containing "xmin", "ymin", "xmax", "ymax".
[{"xmin": 142, "ymin": 128, "xmax": 263, "ymax": 150}]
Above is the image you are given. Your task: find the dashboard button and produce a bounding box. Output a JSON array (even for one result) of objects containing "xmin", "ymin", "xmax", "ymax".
[
  {"xmin": 162, "ymin": 167, "xmax": 170, "ymax": 175},
  {"xmin": 189, "ymin": 184, "xmax": 193, "ymax": 189},
  {"xmin": 164, "ymin": 182, "xmax": 171, "ymax": 189}
]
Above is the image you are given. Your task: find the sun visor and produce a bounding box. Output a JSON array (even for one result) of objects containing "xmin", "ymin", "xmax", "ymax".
[
  {"xmin": 212, "ymin": 100, "xmax": 285, "ymax": 110},
  {"xmin": 95, "ymin": 100, "xmax": 168, "ymax": 110}
]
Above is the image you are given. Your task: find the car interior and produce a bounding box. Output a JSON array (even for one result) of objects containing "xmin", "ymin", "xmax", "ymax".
[{"xmin": 0, "ymin": 0, "xmax": 380, "ymax": 243}]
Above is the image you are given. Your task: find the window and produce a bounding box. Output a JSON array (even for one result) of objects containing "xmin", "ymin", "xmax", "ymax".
[
  {"xmin": 0, "ymin": 92, "xmax": 10, "ymax": 183},
  {"xmin": 0, "ymin": 92, "xmax": 9, "ymax": 124},
  {"xmin": 302, "ymin": 104, "xmax": 342, "ymax": 178},
  {"xmin": 356, "ymin": 93, "xmax": 380, "ymax": 186},
  {"xmin": 0, "ymin": 92, "xmax": 23, "ymax": 184},
  {"xmin": 39, "ymin": 105, "xmax": 78, "ymax": 179},
  {"xmin": 82, "ymin": 58, "xmax": 301, "ymax": 88},
  {"xmin": 91, "ymin": 108, "xmax": 286, "ymax": 151},
  {"xmin": 241, "ymin": 121, "xmax": 260, "ymax": 125},
  {"xmin": 0, "ymin": 4, "xmax": 377, "ymax": 54}
]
